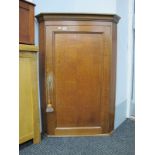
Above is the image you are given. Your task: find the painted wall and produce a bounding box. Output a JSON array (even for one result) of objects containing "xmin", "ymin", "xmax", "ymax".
[
  {"xmin": 34, "ymin": 0, "xmax": 116, "ymax": 14},
  {"xmin": 114, "ymin": 0, "xmax": 129, "ymax": 128},
  {"xmin": 33, "ymin": 0, "xmax": 131, "ymax": 129}
]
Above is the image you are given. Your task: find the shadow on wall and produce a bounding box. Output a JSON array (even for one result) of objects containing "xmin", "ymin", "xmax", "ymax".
[{"xmin": 114, "ymin": 100, "xmax": 127, "ymax": 129}]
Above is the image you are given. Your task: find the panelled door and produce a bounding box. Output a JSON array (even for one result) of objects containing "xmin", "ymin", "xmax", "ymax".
[{"xmin": 45, "ymin": 25, "xmax": 112, "ymax": 135}]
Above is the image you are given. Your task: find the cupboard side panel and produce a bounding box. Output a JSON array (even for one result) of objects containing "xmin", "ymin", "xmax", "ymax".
[
  {"xmin": 109, "ymin": 23, "xmax": 117, "ymax": 131},
  {"xmin": 39, "ymin": 22, "xmax": 47, "ymax": 133}
]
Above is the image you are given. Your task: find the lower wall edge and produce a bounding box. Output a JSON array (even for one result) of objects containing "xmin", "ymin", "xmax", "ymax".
[{"xmin": 114, "ymin": 99, "xmax": 127, "ymax": 129}]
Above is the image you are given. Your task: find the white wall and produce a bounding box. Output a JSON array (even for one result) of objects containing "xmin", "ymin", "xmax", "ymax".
[
  {"xmin": 34, "ymin": 0, "xmax": 133, "ymax": 129},
  {"xmin": 34, "ymin": 0, "xmax": 116, "ymax": 14},
  {"xmin": 114, "ymin": 0, "xmax": 129, "ymax": 128},
  {"xmin": 126, "ymin": 0, "xmax": 135, "ymax": 117}
]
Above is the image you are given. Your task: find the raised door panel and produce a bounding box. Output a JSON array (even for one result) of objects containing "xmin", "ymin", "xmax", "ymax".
[
  {"xmin": 45, "ymin": 25, "xmax": 112, "ymax": 135},
  {"xmin": 55, "ymin": 33, "xmax": 103, "ymax": 135}
]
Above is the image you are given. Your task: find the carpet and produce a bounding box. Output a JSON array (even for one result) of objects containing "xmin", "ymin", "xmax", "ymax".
[{"xmin": 20, "ymin": 119, "xmax": 135, "ymax": 155}]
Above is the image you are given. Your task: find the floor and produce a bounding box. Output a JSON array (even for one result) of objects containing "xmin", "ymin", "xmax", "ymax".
[{"xmin": 20, "ymin": 119, "xmax": 135, "ymax": 155}]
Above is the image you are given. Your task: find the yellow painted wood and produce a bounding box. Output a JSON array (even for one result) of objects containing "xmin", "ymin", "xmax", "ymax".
[
  {"xmin": 19, "ymin": 51, "xmax": 40, "ymax": 144},
  {"xmin": 31, "ymin": 53, "xmax": 41, "ymax": 144},
  {"xmin": 19, "ymin": 133, "xmax": 33, "ymax": 144},
  {"xmin": 19, "ymin": 44, "xmax": 39, "ymax": 52}
]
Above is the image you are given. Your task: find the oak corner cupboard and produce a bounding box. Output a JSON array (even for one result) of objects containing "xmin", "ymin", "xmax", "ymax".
[{"xmin": 36, "ymin": 13, "xmax": 120, "ymax": 136}]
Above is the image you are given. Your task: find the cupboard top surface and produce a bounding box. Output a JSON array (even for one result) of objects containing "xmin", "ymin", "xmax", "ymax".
[
  {"xmin": 19, "ymin": 44, "xmax": 39, "ymax": 52},
  {"xmin": 36, "ymin": 13, "xmax": 120, "ymax": 23},
  {"xmin": 20, "ymin": 0, "xmax": 36, "ymax": 6}
]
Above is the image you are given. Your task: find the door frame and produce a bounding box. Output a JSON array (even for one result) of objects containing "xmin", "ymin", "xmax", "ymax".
[{"xmin": 126, "ymin": 0, "xmax": 135, "ymax": 118}]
